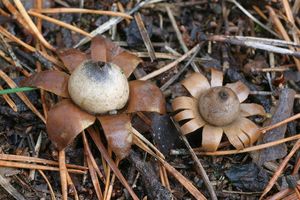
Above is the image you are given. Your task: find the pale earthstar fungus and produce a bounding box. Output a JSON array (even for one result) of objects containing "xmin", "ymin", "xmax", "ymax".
[
  {"xmin": 172, "ymin": 69, "xmax": 266, "ymax": 151},
  {"xmin": 22, "ymin": 35, "xmax": 166, "ymax": 159}
]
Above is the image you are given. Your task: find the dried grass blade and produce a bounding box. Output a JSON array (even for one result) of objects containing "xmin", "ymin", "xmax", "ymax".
[{"xmin": 0, "ymin": 70, "xmax": 46, "ymax": 123}]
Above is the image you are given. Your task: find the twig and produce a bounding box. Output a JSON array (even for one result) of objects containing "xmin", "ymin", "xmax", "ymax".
[
  {"xmin": 30, "ymin": 8, "xmax": 133, "ymax": 19},
  {"xmin": 165, "ymin": 6, "xmax": 199, "ymax": 72},
  {"xmin": 160, "ymin": 45, "xmax": 201, "ymax": 91},
  {"xmin": 0, "ymin": 174, "xmax": 26, "ymax": 200},
  {"xmin": 226, "ymin": 0, "xmax": 279, "ymax": 37},
  {"xmin": 74, "ymin": 0, "xmax": 151, "ymax": 48},
  {"xmin": 134, "ymin": 12, "xmax": 156, "ymax": 61},
  {"xmin": 139, "ymin": 44, "xmax": 200, "ymax": 80},
  {"xmin": 207, "ymin": 35, "xmax": 300, "ymax": 58}
]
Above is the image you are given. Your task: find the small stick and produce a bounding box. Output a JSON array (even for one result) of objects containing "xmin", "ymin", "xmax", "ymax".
[
  {"xmin": 249, "ymin": 91, "xmax": 300, "ymax": 99},
  {"xmin": 166, "ymin": 6, "xmax": 199, "ymax": 72},
  {"xmin": 30, "ymin": 8, "xmax": 133, "ymax": 19},
  {"xmin": 139, "ymin": 44, "xmax": 199, "ymax": 80},
  {"xmin": 134, "ymin": 12, "xmax": 156, "ymax": 61},
  {"xmin": 38, "ymin": 170, "xmax": 56, "ymax": 200}
]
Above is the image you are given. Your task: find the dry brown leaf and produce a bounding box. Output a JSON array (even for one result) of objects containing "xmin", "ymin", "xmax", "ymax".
[
  {"xmin": 58, "ymin": 49, "xmax": 87, "ymax": 73},
  {"xmin": 47, "ymin": 99, "xmax": 95, "ymax": 150},
  {"xmin": 127, "ymin": 80, "xmax": 166, "ymax": 114},
  {"xmin": 98, "ymin": 114, "xmax": 132, "ymax": 159},
  {"xmin": 91, "ymin": 35, "xmax": 141, "ymax": 77},
  {"xmin": 22, "ymin": 70, "xmax": 70, "ymax": 98}
]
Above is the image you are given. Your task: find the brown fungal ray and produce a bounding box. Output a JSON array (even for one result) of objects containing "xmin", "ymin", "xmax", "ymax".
[
  {"xmin": 222, "ymin": 117, "xmax": 257, "ymax": 149},
  {"xmin": 58, "ymin": 49, "xmax": 87, "ymax": 73},
  {"xmin": 174, "ymin": 109, "xmax": 196, "ymax": 122},
  {"xmin": 238, "ymin": 117, "xmax": 260, "ymax": 145},
  {"xmin": 225, "ymin": 81, "xmax": 250, "ymax": 103},
  {"xmin": 98, "ymin": 114, "xmax": 132, "ymax": 159},
  {"xmin": 127, "ymin": 80, "xmax": 166, "ymax": 114},
  {"xmin": 222, "ymin": 121, "xmax": 245, "ymax": 150},
  {"xmin": 240, "ymin": 103, "xmax": 266, "ymax": 117},
  {"xmin": 91, "ymin": 35, "xmax": 141, "ymax": 77},
  {"xmin": 181, "ymin": 73, "xmax": 210, "ymax": 98},
  {"xmin": 180, "ymin": 118, "xmax": 206, "ymax": 135},
  {"xmin": 21, "ymin": 70, "xmax": 70, "ymax": 98},
  {"xmin": 47, "ymin": 99, "xmax": 96, "ymax": 150},
  {"xmin": 210, "ymin": 68, "xmax": 223, "ymax": 87},
  {"xmin": 172, "ymin": 96, "xmax": 198, "ymax": 111},
  {"xmin": 202, "ymin": 124, "xmax": 223, "ymax": 151}
]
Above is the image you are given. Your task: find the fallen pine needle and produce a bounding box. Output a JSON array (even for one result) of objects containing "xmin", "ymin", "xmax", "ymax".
[
  {"xmin": 0, "ymin": 154, "xmax": 87, "ymax": 170},
  {"xmin": 30, "ymin": 8, "xmax": 133, "ymax": 19},
  {"xmin": 0, "ymin": 160, "xmax": 85, "ymax": 174},
  {"xmin": 260, "ymin": 139, "xmax": 300, "ymax": 199},
  {"xmin": 59, "ymin": 150, "xmax": 68, "ymax": 200},
  {"xmin": 194, "ymin": 133, "xmax": 300, "ymax": 156},
  {"xmin": 28, "ymin": 10, "xmax": 92, "ymax": 38}
]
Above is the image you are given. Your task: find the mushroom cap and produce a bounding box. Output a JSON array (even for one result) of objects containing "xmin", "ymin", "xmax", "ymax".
[
  {"xmin": 68, "ymin": 60, "xmax": 129, "ymax": 114},
  {"xmin": 198, "ymin": 86, "xmax": 240, "ymax": 126}
]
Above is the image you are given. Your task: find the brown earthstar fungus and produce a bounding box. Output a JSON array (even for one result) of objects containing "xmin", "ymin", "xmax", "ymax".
[
  {"xmin": 22, "ymin": 35, "xmax": 166, "ymax": 159},
  {"xmin": 172, "ymin": 69, "xmax": 266, "ymax": 151}
]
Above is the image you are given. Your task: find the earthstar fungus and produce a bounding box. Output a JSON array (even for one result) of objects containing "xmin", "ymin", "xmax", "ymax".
[
  {"xmin": 172, "ymin": 69, "xmax": 266, "ymax": 151},
  {"xmin": 23, "ymin": 35, "xmax": 166, "ymax": 159}
]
